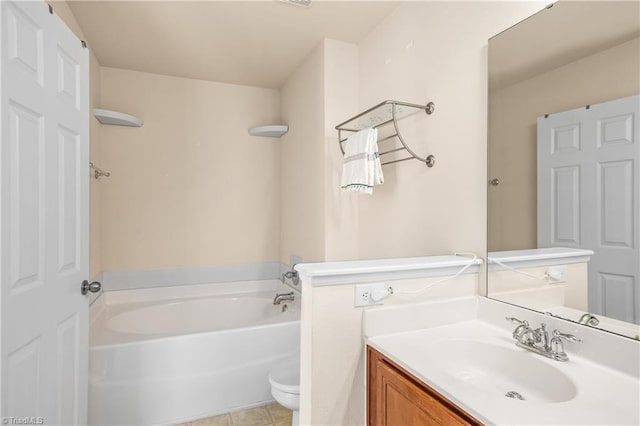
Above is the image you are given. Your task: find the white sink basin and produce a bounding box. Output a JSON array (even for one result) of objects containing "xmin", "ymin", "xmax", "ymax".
[{"xmin": 428, "ymin": 339, "xmax": 577, "ymax": 403}]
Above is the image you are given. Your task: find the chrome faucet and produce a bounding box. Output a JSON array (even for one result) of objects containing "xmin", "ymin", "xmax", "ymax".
[
  {"xmin": 273, "ymin": 291, "xmax": 295, "ymax": 305},
  {"xmin": 506, "ymin": 317, "xmax": 582, "ymax": 361},
  {"xmin": 578, "ymin": 313, "xmax": 600, "ymax": 327},
  {"xmin": 281, "ymin": 264, "xmax": 300, "ymax": 286}
]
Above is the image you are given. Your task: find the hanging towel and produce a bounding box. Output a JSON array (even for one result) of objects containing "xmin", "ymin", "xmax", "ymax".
[{"xmin": 341, "ymin": 128, "xmax": 384, "ymax": 194}]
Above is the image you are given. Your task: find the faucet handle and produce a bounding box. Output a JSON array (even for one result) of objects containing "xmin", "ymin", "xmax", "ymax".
[
  {"xmin": 505, "ymin": 317, "xmax": 529, "ymax": 326},
  {"xmin": 553, "ymin": 329, "xmax": 582, "ymax": 343}
]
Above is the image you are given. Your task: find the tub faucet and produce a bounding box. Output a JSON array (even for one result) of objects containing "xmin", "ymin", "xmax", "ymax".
[
  {"xmin": 273, "ymin": 291, "xmax": 295, "ymax": 305},
  {"xmin": 282, "ymin": 264, "xmax": 300, "ymax": 286},
  {"xmin": 578, "ymin": 313, "xmax": 600, "ymax": 327}
]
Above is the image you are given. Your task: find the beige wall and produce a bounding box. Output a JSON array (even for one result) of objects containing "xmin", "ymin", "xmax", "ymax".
[
  {"xmin": 280, "ymin": 45, "xmax": 326, "ymax": 264},
  {"xmin": 301, "ymin": 2, "xmax": 549, "ymax": 424},
  {"xmin": 99, "ymin": 67, "xmax": 281, "ymax": 271},
  {"xmin": 323, "ymin": 39, "xmax": 360, "ymax": 261},
  {"xmin": 488, "ymin": 263, "xmax": 588, "ymax": 311},
  {"xmin": 345, "ymin": 1, "xmax": 546, "ymax": 262},
  {"xmin": 51, "ymin": 1, "xmax": 103, "ymax": 278},
  {"xmin": 488, "ymin": 37, "xmax": 640, "ymax": 251}
]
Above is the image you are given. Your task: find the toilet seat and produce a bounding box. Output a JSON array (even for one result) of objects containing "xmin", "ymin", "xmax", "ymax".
[{"xmin": 268, "ymin": 355, "xmax": 300, "ymax": 394}]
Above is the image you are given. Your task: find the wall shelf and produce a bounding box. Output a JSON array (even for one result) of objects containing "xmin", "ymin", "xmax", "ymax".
[
  {"xmin": 335, "ymin": 100, "xmax": 435, "ymax": 167},
  {"xmin": 93, "ymin": 109, "xmax": 144, "ymax": 127},
  {"xmin": 248, "ymin": 125, "xmax": 289, "ymax": 138}
]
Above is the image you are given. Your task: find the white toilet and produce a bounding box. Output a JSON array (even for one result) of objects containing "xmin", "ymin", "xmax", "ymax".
[{"xmin": 268, "ymin": 354, "xmax": 300, "ymax": 426}]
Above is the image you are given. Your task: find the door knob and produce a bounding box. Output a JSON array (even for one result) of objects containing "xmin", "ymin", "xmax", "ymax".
[
  {"xmin": 81, "ymin": 280, "xmax": 102, "ymax": 295},
  {"xmin": 488, "ymin": 178, "xmax": 500, "ymax": 186}
]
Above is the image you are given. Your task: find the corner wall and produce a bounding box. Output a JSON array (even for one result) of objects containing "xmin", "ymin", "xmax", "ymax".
[{"xmin": 279, "ymin": 44, "xmax": 326, "ymax": 264}]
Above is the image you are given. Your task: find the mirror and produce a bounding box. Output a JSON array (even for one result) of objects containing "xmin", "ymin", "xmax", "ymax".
[{"xmin": 487, "ymin": 1, "xmax": 640, "ymax": 339}]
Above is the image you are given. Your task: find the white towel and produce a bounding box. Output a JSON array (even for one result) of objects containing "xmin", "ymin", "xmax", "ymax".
[{"xmin": 341, "ymin": 128, "xmax": 384, "ymax": 194}]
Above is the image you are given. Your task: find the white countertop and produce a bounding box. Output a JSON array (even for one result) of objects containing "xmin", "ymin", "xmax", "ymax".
[
  {"xmin": 295, "ymin": 255, "xmax": 482, "ymax": 286},
  {"xmin": 364, "ymin": 297, "xmax": 640, "ymax": 425},
  {"xmin": 368, "ymin": 320, "xmax": 639, "ymax": 425}
]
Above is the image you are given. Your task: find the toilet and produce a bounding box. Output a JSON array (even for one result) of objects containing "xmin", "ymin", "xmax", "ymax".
[{"xmin": 268, "ymin": 354, "xmax": 300, "ymax": 426}]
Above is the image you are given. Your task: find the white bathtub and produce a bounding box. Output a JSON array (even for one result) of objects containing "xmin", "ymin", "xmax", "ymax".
[{"xmin": 88, "ymin": 280, "xmax": 300, "ymax": 426}]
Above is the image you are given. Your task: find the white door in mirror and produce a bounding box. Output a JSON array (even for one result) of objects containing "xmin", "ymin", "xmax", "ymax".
[{"xmin": 537, "ymin": 94, "xmax": 640, "ymax": 324}]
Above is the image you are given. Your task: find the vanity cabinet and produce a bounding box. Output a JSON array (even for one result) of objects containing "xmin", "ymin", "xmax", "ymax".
[{"xmin": 367, "ymin": 347, "xmax": 481, "ymax": 426}]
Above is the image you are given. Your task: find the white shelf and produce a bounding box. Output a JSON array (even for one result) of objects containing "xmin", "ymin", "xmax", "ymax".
[
  {"xmin": 248, "ymin": 125, "xmax": 288, "ymax": 138},
  {"xmin": 93, "ymin": 109, "xmax": 143, "ymax": 127},
  {"xmin": 295, "ymin": 255, "xmax": 483, "ymax": 286},
  {"xmin": 488, "ymin": 247, "xmax": 594, "ymax": 270}
]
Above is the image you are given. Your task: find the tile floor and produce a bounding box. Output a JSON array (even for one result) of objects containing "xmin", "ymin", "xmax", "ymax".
[{"xmin": 181, "ymin": 403, "xmax": 292, "ymax": 426}]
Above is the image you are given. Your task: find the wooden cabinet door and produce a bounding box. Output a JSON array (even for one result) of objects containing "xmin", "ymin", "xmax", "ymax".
[{"xmin": 368, "ymin": 347, "xmax": 481, "ymax": 426}]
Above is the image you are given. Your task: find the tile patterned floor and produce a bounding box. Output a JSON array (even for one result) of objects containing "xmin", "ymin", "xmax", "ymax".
[{"xmin": 181, "ymin": 403, "xmax": 292, "ymax": 426}]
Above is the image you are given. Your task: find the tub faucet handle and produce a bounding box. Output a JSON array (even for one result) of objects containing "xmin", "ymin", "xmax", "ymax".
[{"xmin": 282, "ymin": 264, "xmax": 300, "ymax": 286}]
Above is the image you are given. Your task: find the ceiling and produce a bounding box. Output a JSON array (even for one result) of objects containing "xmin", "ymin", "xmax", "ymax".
[
  {"xmin": 67, "ymin": 1, "xmax": 398, "ymax": 89},
  {"xmin": 489, "ymin": 1, "xmax": 640, "ymax": 91}
]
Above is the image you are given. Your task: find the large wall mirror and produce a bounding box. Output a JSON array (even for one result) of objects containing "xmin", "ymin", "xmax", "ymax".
[{"xmin": 487, "ymin": 1, "xmax": 640, "ymax": 339}]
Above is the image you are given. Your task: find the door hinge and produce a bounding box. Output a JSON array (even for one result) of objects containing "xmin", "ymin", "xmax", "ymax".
[
  {"xmin": 81, "ymin": 40, "xmax": 87, "ymax": 48},
  {"xmin": 48, "ymin": 4, "xmax": 53, "ymax": 14}
]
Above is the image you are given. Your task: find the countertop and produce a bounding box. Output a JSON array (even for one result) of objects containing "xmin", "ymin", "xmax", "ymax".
[{"xmin": 367, "ymin": 317, "xmax": 639, "ymax": 425}]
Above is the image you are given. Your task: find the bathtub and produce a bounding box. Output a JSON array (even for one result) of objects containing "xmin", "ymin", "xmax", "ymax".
[{"xmin": 88, "ymin": 280, "xmax": 300, "ymax": 426}]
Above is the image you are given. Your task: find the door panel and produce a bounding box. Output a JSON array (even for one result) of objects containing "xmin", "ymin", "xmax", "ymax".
[
  {"xmin": 1, "ymin": 1, "xmax": 90, "ymax": 423},
  {"xmin": 7, "ymin": 102, "xmax": 45, "ymax": 292},
  {"xmin": 599, "ymin": 160, "xmax": 633, "ymax": 248},
  {"xmin": 57, "ymin": 313, "xmax": 80, "ymax": 425},
  {"xmin": 551, "ymin": 165, "xmax": 580, "ymax": 246},
  {"xmin": 7, "ymin": 338, "xmax": 41, "ymax": 417},
  {"xmin": 57, "ymin": 125, "xmax": 81, "ymax": 274}
]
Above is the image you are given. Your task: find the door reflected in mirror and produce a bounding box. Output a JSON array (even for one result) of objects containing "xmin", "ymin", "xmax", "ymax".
[{"xmin": 487, "ymin": 1, "xmax": 640, "ymax": 339}]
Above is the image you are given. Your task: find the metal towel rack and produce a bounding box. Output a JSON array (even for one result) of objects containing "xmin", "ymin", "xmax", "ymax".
[{"xmin": 335, "ymin": 100, "xmax": 436, "ymax": 167}]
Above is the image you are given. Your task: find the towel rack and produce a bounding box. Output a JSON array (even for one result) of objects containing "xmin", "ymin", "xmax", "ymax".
[{"xmin": 335, "ymin": 100, "xmax": 436, "ymax": 167}]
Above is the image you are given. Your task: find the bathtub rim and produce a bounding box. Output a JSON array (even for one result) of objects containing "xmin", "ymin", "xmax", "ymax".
[{"xmin": 90, "ymin": 279, "xmax": 301, "ymax": 348}]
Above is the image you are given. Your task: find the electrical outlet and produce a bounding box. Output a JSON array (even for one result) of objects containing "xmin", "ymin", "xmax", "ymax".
[
  {"xmin": 354, "ymin": 283, "xmax": 386, "ymax": 307},
  {"xmin": 547, "ymin": 265, "xmax": 567, "ymax": 283}
]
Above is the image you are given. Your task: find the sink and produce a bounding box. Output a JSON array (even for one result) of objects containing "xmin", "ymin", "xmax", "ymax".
[{"xmin": 427, "ymin": 339, "xmax": 577, "ymax": 403}]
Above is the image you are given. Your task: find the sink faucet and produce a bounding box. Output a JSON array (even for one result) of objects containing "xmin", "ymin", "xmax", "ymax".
[
  {"xmin": 282, "ymin": 264, "xmax": 300, "ymax": 286},
  {"xmin": 273, "ymin": 291, "xmax": 295, "ymax": 305},
  {"xmin": 506, "ymin": 317, "xmax": 582, "ymax": 361}
]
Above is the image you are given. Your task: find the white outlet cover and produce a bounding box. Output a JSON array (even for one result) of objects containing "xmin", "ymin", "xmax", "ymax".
[
  {"xmin": 547, "ymin": 265, "xmax": 567, "ymax": 283},
  {"xmin": 355, "ymin": 283, "xmax": 386, "ymax": 307}
]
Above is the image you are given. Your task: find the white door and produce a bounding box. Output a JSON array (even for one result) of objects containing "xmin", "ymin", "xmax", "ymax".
[
  {"xmin": 538, "ymin": 95, "xmax": 640, "ymax": 324},
  {"xmin": 1, "ymin": 1, "xmax": 90, "ymax": 423}
]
